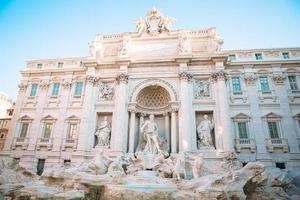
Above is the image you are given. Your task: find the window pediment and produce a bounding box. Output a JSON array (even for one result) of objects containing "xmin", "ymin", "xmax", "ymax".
[
  {"xmin": 65, "ymin": 115, "xmax": 81, "ymax": 122},
  {"xmin": 19, "ymin": 115, "xmax": 33, "ymax": 121},
  {"xmin": 41, "ymin": 115, "xmax": 57, "ymax": 122},
  {"xmin": 262, "ymin": 112, "xmax": 282, "ymax": 121},
  {"xmin": 232, "ymin": 113, "xmax": 251, "ymax": 122}
]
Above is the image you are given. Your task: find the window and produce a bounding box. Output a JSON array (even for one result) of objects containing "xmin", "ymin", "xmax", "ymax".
[
  {"xmin": 259, "ymin": 76, "xmax": 270, "ymax": 91},
  {"xmin": 57, "ymin": 62, "xmax": 64, "ymax": 68},
  {"xmin": 42, "ymin": 123, "xmax": 53, "ymax": 138},
  {"xmin": 237, "ymin": 122, "xmax": 248, "ymax": 139},
  {"xmin": 275, "ymin": 162, "xmax": 286, "ymax": 169},
  {"xmin": 231, "ymin": 77, "xmax": 242, "ymax": 93},
  {"xmin": 74, "ymin": 82, "xmax": 83, "ymax": 96},
  {"xmin": 37, "ymin": 64, "xmax": 43, "ymax": 69},
  {"xmin": 288, "ymin": 76, "xmax": 298, "ymax": 90},
  {"xmin": 30, "ymin": 84, "xmax": 38, "ymax": 97},
  {"xmin": 268, "ymin": 122, "xmax": 280, "ymax": 139},
  {"xmin": 67, "ymin": 123, "xmax": 77, "ymax": 139},
  {"xmin": 282, "ymin": 52, "xmax": 290, "ymax": 59},
  {"xmin": 228, "ymin": 54, "xmax": 236, "ymax": 61},
  {"xmin": 255, "ymin": 53, "xmax": 262, "ymax": 60},
  {"xmin": 20, "ymin": 122, "xmax": 29, "ymax": 138},
  {"xmin": 52, "ymin": 83, "xmax": 60, "ymax": 96}
]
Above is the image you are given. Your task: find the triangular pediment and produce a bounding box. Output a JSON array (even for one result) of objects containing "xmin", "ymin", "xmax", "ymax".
[
  {"xmin": 19, "ymin": 115, "xmax": 33, "ymax": 121},
  {"xmin": 41, "ymin": 115, "xmax": 57, "ymax": 121},
  {"xmin": 65, "ymin": 115, "xmax": 81, "ymax": 121},
  {"xmin": 232, "ymin": 113, "xmax": 251, "ymax": 121},
  {"xmin": 262, "ymin": 112, "xmax": 282, "ymax": 119}
]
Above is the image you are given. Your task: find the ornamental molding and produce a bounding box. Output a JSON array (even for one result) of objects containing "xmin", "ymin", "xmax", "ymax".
[
  {"xmin": 39, "ymin": 81, "xmax": 50, "ymax": 89},
  {"xmin": 244, "ymin": 73, "xmax": 257, "ymax": 85},
  {"xmin": 177, "ymin": 33, "xmax": 192, "ymax": 55},
  {"xmin": 178, "ymin": 72, "xmax": 193, "ymax": 82},
  {"xmin": 135, "ymin": 7, "xmax": 176, "ymax": 36},
  {"xmin": 272, "ymin": 72, "xmax": 286, "ymax": 85},
  {"xmin": 211, "ymin": 70, "xmax": 228, "ymax": 81},
  {"xmin": 116, "ymin": 73, "xmax": 129, "ymax": 84},
  {"xmin": 85, "ymin": 75, "xmax": 96, "ymax": 85},
  {"xmin": 62, "ymin": 80, "xmax": 72, "ymax": 89},
  {"xmin": 118, "ymin": 39, "xmax": 131, "ymax": 58}
]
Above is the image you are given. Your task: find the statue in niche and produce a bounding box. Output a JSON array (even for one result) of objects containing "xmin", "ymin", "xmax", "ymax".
[
  {"xmin": 98, "ymin": 82, "xmax": 114, "ymax": 100},
  {"xmin": 197, "ymin": 115, "xmax": 214, "ymax": 148},
  {"xmin": 140, "ymin": 114, "xmax": 161, "ymax": 154},
  {"xmin": 94, "ymin": 116, "xmax": 111, "ymax": 148}
]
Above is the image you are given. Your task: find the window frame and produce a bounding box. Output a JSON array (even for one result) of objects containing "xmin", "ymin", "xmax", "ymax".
[
  {"xmin": 74, "ymin": 81, "xmax": 83, "ymax": 97},
  {"xmin": 51, "ymin": 82, "xmax": 60, "ymax": 96},
  {"xmin": 232, "ymin": 113, "xmax": 252, "ymax": 140},
  {"xmin": 262, "ymin": 113, "xmax": 283, "ymax": 139},
  {"xmin": 255, "ymin": 53, "xmax": 263, "ymax": 60},
  {"xmin": 259, "ymin": 76, "xmax": 270, "ymax": 92},
  {"xmin": 282, "ymin": 52, "xmax": 290, "ymax": 59},
  {"xmin": 29, "ymin": 83, "xmax": 38, "ymax": 97},
  {"xmin": 288, "ymin": 75, "xmax": 298, "ymax": 90},
  {"xmin": 57, "ymin": 62, "xmax": 64, "ymax": 68},
  {"xmin": 231, "ymin": 77, "xmax": 242, "ymax": 94},
  {"xmin": 37, "ymin": 63, "xmax": 43, "ymax": 69},
  {"xmin": 65, "ymin": 116, "xmax": 81, "ymax": 141}
]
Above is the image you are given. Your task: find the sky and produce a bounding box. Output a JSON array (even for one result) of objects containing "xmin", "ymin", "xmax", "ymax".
[{"xmin": 0, "ymin": 0, "xmax": 300, "ymax": 100}]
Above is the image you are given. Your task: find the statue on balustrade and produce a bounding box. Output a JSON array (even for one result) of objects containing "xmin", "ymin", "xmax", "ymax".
[
  {"xmin": 94, "ymin": 116, "xmax": 111, "ymax": 148},
  {"xmin": 197, "ymin": 115, "xmax": 214, "ymax": 148}
]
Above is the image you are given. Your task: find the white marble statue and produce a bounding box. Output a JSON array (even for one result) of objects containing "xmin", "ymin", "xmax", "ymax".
[
  {"xmin": 135, "ymin": 17, "xmax": 146, "ymax": 36},
  {"xmin": 197, "ymin": 115, "xmax": 214, "ymax": 147},
  {"xmin": 98, "ymin": 82, "xmax": 114, "ymax": 100},
  {"xmin": 94, "ymin": 117, "xmax": 111, "ymax": 148},
  {"xmin": 140, "ymin": 114, "xmax": 161, "ymax": 154},
  {"xmin": 174, "ymin": 152, "xmax": 187, "ymax": 180}
]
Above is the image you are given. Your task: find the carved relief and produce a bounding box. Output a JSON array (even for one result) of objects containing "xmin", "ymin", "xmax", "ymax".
[
  {"xmin": 194, "ymin": 80, "xmax": 210, "ymax": 99},
  {"xmin": 116, "ymin": 73, "xmax": 129, "ymax": 84},
  {"xmin": 178, "ymin": 33, "xmax": 191, "ymax": 55},
  {"xmin": 39, "ymin": 81, "xmax": 50, "ymax": 90},
  {"xmin": 98, "ymin": 82, "xmax": 114, "ymax": 101},
  {"xmin": 85, "ymin": 75, "xmax": 96, "ymax": 85},
  {"xmin": 62, "ymin": 80, "xmax": 72, "ymax": 89},
  {"xmin": 272, "ymin": 73, "xmax": 286, "ymax": 85},
  {"xmin": 244, "ymin": 73, "xmax": 257, "ymax": 85},
  {"xmin": 135, "ymin": 7, "xmax": 176, "ymax": 36}
]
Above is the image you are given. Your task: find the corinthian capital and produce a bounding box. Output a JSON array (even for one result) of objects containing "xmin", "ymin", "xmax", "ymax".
[
  {"xmin": 178, "ymin": 72, "xmax": 193, "ymax": 82},
  {"xmin": 272, "ymin": 72, "xmax": 286, "ymax": 85},
  {"xmin": 211, "ymin": 70, "xmax": 228, "ymax": 81},
  {"xmin": 18, "ymin": 83, "xmax": 28, "ymax": 91},
  {"xmin": 85, "ymin": 75, "xmax": 96, "ymax": 85},
  {"xmin": 39, "ymin": 80, "xmax": 50, "ymax": 89},
  {"xmin": 116, "ymin": 73, "xmax": 129, "ymax": 84}
]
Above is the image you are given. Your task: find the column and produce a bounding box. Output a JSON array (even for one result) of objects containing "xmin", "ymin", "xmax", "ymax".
[
  {"xmin": 212, "ymin": 69, "xmax": 234, "ymax": 152},
  {"xmin": 171, "ymin": 108, "xmax": 178, "ymax": 153},
  {"xmin": 77, "ymin": 75, "xmax": 95, "ymax": 152},
  {"xmin": 178, "ymin": 71, "xmax": 195, "ymax": 151},
  {"xmin": 128, "ymin": 109, "xmax": 136, "ymax": 153},
  {"xmin": 164, "ymin": 112, "xmax": 170, "ymax": 150},
  {"xmin": 111, "ymin": 73, "xmax": 128, "ymax": 153}
]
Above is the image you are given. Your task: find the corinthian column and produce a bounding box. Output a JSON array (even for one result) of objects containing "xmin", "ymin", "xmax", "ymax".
[
  {"xmin": 211, "ymin": 70, "xmax": 234, "ymax": 152},
  {"xmin": 111, "ymin": 73, "xmax": 129, "ymax": 153},
  {"xmin": 171, "ymin": 107, "xmax": 178, "ymax": 153},
  {"xmin": 128, "ymin": 108, "xmax": 136, "ymax": 153},
  {"xmin": 178, "ymin": 71, "xmax": 196, "ymax": 151}
]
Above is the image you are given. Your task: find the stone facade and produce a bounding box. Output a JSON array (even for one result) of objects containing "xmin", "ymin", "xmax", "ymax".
[{"xmin": 1, "ymin": 8, "xmax": 300, "ymax": 170}]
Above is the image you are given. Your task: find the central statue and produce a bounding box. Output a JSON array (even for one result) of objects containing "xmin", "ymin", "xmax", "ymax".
[{"xmin": 141, "ymin": 114, "xmax": 161, "ymax": 154}]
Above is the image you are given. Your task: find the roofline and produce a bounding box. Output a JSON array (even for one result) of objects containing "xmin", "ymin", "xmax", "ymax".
[
  {"xmin": 26, "ymin": 56, "xmax": 88, "ymax": 64},
  {"xmin": 223, "ymin": 47, "xmax": 300, "ymax": 53}
]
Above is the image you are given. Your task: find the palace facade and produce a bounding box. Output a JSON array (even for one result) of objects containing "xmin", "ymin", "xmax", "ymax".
[{"xmin": 2, "ymin": 8, "xmax": 300, "ymax": 170}]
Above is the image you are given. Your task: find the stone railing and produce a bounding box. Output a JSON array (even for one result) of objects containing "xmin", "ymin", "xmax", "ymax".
[
  {"xmin": 12, "ymin": 137, "xmax": 29, "ymax": 150},
  {"xmin": 36, "ymin": 137, "xmax": 54, "ymax": 151},
  {"xmin": 62, "ymin": 138, "xmax": 78, "ymax": 151},
  {"xmin": 229, "ymin": 90, "xmax": 248, "ymax": 104},
  {"xmin": 234, "ymin": 138, "xmax": 256, "ymax": 153},
  {"xmin": 266, "ymin": 138, "xmax": 289, "ymax": 153},
  {"xmin": 103, "ymin": 34, "xmax": 123, "ymax": 40},
  {"xmin": 258, "ymin": 90, "xmax": 277, "ymax": 103}
]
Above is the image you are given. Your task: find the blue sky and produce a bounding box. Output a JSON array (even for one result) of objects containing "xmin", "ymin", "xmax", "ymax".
[{"xmin": 0, "ymin": 0, "xmax": 300, "ymax": 99}]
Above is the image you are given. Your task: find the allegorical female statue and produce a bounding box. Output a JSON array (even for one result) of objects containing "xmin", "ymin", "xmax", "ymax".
[
  {"xmin": 197, "ymin": 115, "xmax": 214, "ymax": 147},
  {"xmin": 95, "ymin": 116, "xmax": 111, "ymax": 148}
]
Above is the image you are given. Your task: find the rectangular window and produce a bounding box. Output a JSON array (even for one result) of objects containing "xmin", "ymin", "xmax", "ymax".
[
  {"xmin": 67, "ymin": 123, "xmax": 77, "ymax": 139},
  {"xmin": 37, "ymin": 64, "xmax": 43, "ymax": 69},
  {"xmin": 268, "ymin": 122, "xmax": 280, "ymax": 139},
  {"xmin": 57, "ymin": 62, "xmax": 64, "ymax": 68},
  {"xmin": 231, "ymin": 77, "xmax": 242, "ymax": 93},
  {"xmin": 237, "ymin": 122, "xmax": 248, "ymax": 139},
  {"xmin": 51, "ymin": 83, "xmax": 60, "ymax": 96},
  {"xmin": 74, "ymin": 82, "xmax": 83, "ymax": 96},
  {"xmin": 20, "ymin": 123, "xmax": 29, "ymax": 138},
  {"xmin": 228, "ymin": 54, "xmax": 236, "ymax": 61},
  {"xmin": 288, "ymin": 76, "xmax": 298, "ymax": 90},
  {"xmin": 282, "ymin": 52, "xmax": 290, "ymax": 59},
  {"xmin": 42, "ymin": 123, "xmax": 53, "ymax": 138},
  {"xmin": 259, "ymin": 76, "xmax": 270, "ymax": 91},
  {"xmin": 30, "ymin": 84, "xmax": 38, "ymax": 97},
  {"xmin": 255, "ymin": 53, "xmax": 262, "ymax": 60}
]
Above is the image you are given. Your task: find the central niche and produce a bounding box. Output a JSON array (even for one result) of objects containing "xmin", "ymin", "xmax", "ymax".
[{"xmin": 136, "ymin": 85, "xmax": 171, "ymax": 110}]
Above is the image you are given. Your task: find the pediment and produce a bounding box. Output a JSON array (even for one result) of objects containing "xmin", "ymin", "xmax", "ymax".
[
  {"xmin": 19, "ymin": 115, "xmax": 33, "ymax": 121},
  {"xmin": 65, "ymin": 115, "xmax": 81, "ymax": 121},
  {"xmin": 262, "ymin": 112, "xmax": 282, "ymax": 120},
  {"xmin": 41, "ymin": 115, "xmax": 57, "ymax": 121},
  {"xmin": 232, "ymin": 113, "xmax": 251, "ymax": 121}
]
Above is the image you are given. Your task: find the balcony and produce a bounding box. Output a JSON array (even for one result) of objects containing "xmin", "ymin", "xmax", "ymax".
[
  {"xmin": 234, "ymin": 138, "xmax": 256, "ymax": 153},
  {"xmin": 62, "ymin": 138, "xmax": 77, "ymax": 151},
  {"xmin": 229, "ymin": 90, "xmax": 248, "ymax": 104},
  {"xmin": 12, "ymin": 137, "xmax": 29, "ymax": 150},
  {"xmin": 258, "ymin": 90, "xmax": 277, "ymax": 103},
  {"xmin": 36, "ymin": 137, "xmax": 53, "ymax": 151},
  {"xmin": 287, "ymin": 89, "xmax": 300, "ymax": 102},
  {"xmin": 266, "ymin": 138, "xmax": 289, "ymax": 153}
]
